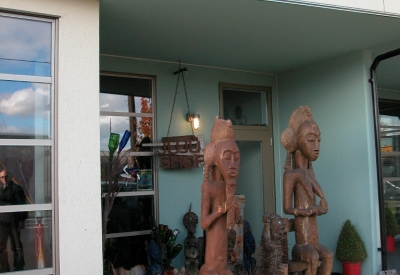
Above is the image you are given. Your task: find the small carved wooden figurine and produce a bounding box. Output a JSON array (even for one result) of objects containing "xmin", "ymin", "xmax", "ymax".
[
  {"xmin": 280, "ymin": 106, "xmax": 333, "ymax": 275},
  {"xmin": 199, "ymin": 117, "xmax": 240, "ymax": 275},
  {"xmin": 183, "ymin": 205, "xmax": 200, "ymax": 275},
  {"xmin": 261, "ymin": 213, "xmax": 290, "ymax": 275}
]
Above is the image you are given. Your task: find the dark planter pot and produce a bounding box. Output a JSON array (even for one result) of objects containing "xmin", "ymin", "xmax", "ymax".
[
  {"xmin": 342, "ymin": 261, "xmax": 361, "ymax": 275},
  {"xmin": 387, "ymin": 235, "xmax": 395, "ymax": 252}
]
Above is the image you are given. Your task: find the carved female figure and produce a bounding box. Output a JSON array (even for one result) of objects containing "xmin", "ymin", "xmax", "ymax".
[
  {"xmin": 199, "ymin": 117, "xmax": 240, "ymax": 275},
  {"xmin": 281, "ymin": 106, "xmax": 333, "ymax": 275}
]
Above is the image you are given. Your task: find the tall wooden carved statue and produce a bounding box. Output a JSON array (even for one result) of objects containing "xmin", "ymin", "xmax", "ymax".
[
  {"xmin": 199, "ymin": 117, "xmax": 240, "ymax": 275},
  {"xmin": 281, "ymin": 106, "xmax": 333, "ymax": 275}
]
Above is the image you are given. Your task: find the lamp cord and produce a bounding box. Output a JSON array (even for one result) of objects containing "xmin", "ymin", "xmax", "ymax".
[{"xmin": 166, "ymin": 64, "xmax": 194, "ymax": 138}]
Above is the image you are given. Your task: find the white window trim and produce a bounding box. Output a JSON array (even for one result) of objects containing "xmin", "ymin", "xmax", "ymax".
[{"xmin": 0, "ymin": 11, "xmax": 57, "ymax": 275}]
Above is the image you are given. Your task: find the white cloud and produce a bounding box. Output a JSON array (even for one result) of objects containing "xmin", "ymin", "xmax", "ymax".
[{"xmin": 0, "ymin": 85, "xmax": 50, "ymax": 117}]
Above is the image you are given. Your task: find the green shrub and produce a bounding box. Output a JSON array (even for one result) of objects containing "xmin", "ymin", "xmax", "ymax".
[
  {"xmin": 385, "ymin": 205, "xmax": 400, "ymax": 236},
  {"xmin": 335, "ymin": 219, "xmax": 367, "ymax": 263}
]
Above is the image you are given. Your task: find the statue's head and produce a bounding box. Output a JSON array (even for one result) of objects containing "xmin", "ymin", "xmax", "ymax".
[
  {"xmin": 296, "ymin": 119, "xmax": 320, "ymax": 162},
  {"xmin": 269, "ymin": 214, "xmax": 286, "ymax": 241},
  {"xmin": 281, "ymin": 106, "xmax": 321, "ymax": 168},
  {"xmin": 183, "ymin": 204, "xmax": 198, "ymax": 234},
  {"xmin": 204, "ymin": 117, "xmax": 240, "ymax": 180}
]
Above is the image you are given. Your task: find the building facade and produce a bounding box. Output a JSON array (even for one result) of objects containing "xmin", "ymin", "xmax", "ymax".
[{"xmin": 0, "ymin": 0, "xmax": 400, "ymax": 274}]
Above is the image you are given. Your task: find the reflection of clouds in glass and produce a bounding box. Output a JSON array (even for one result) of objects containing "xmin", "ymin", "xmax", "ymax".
[
  {"xmin": 0, "ymin": 85, "xmax": 50, "ymax": 117},
  {"xmin": 99, "ymin": 116, "xmax": 135, "ymax": 151},
  {"xmin": 100, "ymin": 116, "xmax": 133, "ymax": 151},
  {"xmin": 0, "ymin": 124, "xmax": 30, "ymax": 135},
  {"xmin": 101, "ymin": 103, "xmax": 109, "ymax": 108},
  {"xmin": 99, "ymin": 93, "xmax": 128, "ymax": 112},
  {"xmin": 0, "ymin": 16, "xmax": 51, "ymax": 62},
  {"xmin": 100, "ymin": 116, "xmax": 130, "ymax": 137}
]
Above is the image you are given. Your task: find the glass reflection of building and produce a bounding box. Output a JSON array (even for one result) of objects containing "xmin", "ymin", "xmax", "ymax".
[{"xmin": 380, "ymin": 114, "xmax": 400, "ymax": 227}]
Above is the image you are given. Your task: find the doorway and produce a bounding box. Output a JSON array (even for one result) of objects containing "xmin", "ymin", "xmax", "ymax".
[
  {"xmin": 219, "ymin": 83, "xmax": 275, "ymax": 243},
  {"xmin": 379, "ymin": 98, "xmax": 400, "ymax": 270}
]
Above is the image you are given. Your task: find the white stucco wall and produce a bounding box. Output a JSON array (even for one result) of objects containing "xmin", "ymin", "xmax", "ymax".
[
  {"xmin": 0, "ymin": 0, "xmax": 101, "ymax": 274},
  {"xmin": 275, "ymin": 0, "xmax": 400, "ymax": 14}
]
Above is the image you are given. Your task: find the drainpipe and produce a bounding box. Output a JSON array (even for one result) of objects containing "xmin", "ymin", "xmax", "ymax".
[{"xmin": 369, "ymin": 47, "xmax": 400, "ymax": 271}]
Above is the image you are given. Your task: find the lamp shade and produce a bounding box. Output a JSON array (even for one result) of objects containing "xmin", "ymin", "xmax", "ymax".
[
  {"xmin": 193, "ymin": 116, "xmax": 200, "ymax": 130},
  {"xmin": 118, "ymin": 130, "xmax": 131, "ymax": 153}
]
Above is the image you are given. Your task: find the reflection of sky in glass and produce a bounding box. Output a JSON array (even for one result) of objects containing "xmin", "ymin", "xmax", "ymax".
[
  {"xmin": 100, "ymin": 94, "xmax": 152, "ymax": 151},
  {"xmin": 100, "ymin": 116, "xmax": 132, "ymax": 151},
  {"xmin": 99, "ymin": 93, "xmax": 144, "ymax": 113},
  {"xmin": 0, "ymin": 80, "xmax": 51, "ymax": 139},
  {"xmin": 0, "ymin": 15, "xmax": 51, "ymax": 76}
]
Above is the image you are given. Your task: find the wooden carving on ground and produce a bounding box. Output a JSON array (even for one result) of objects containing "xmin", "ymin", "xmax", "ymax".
[
  {"xmin": 199, "ymin": 117, "xmax": 240, "ymax": 275},
  {"xmin": 183, "ymin": 205, "xmax": 200, "ymax": 275},
  {"xmin": 261, "ymin": 213, "xmax": 289, "ymax": 275},
  {"xmin": 281, "ymin": 106, "xmax": 333, "ymax": 275}
]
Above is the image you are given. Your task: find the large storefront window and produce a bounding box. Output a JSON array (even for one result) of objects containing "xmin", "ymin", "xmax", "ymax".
[
  {"xmin": 380, "ymin": 104, "xmax": 400, "ymax": 229},
  {"xmin": 0, "ymin": 12, "xmax": 55, "ymax": 274},
  {"xmin": 100, "ymin": 73, "xmax": 156, "ymax": 270}
]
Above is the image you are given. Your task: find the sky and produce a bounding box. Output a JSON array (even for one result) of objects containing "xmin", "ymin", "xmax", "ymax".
[
  {"xmin": 99, "ymin": 94, "xmax": 152, "ymax": 151},
  {"xmin": 0, "ymin": 15, "xmax": 52, "ymax": 138}
]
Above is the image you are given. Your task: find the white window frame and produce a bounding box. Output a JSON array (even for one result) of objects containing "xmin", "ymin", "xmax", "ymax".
[
  {"xmin": 0, "ymin": 10, "xmax": 57, "ymax": 275},
  {"xmin": 100, "ymin": 71, "xmax": 158, "ymax": 239}
]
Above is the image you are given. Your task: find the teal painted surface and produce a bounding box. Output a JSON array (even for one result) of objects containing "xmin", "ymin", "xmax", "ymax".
[
  {"xmin": 236, "ymin": 140, "xmax": 264, "ymax": 244},
  {"xmin": 274, "ymin": 51, "xmax": 380, "ymax": 273},
  {"xmin": 101, "ymin": 55, "xmax": 276, "ymax": 268}
]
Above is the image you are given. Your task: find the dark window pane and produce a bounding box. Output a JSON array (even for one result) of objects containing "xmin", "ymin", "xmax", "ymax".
[
  {"xmin": 106, "ymin": 196, "xmax": 154, "ymax": 233},
  {"xmin": 0, "ymin": 146, "xmax": 52, "ymax": 204},
  {"xmin": 105, "ymin": 235, "xmax": 151, "ymax": 271},
  {"xmin": 0, "ymin": 16, "xmax": 51, "ymax": 77},
  {"xmin": 100, "ymin": 76, "xmax": 152, "ymax": 100},
  {"xmin": 0, "ymin": 81, "xmax": 51, "ymax": 139},
  {"xmin": 223, "ymin": 88, "xmax": 268, "ymax": 126},
  {"xmin": 0, "ymin": 210, "xmax": 52, "ymax": 272}
]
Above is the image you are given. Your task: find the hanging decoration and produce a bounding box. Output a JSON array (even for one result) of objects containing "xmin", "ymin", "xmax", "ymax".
[{"xmin": 157, "ymin": 61, "xmax": 204, "ymax": 169}]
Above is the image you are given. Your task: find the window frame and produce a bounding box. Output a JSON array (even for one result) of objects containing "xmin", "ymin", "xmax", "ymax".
[
  {"xmin": 0, "ymin": 10, "xmax": 57, "ymax": 275},
  {"xmin": 219, "ymin": 82, "xmax": 272, "ymax": 131},
  {"xmin": 100, "ymin": 71, "xmax": 158, "ymax": 239}
]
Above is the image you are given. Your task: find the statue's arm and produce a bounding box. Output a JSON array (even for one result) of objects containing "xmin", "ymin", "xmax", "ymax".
[
  {"xmin": 283, "ymin": 171, "xmax": 296, "ymax": 215},
  {"xmin": 309, "ymin": 170, "xmax": 328, "ymax": 215},
  {"xmin": 283, "ymin": 171, "xmax": 314, "ymax": 217},
  {"xmin": 200, "ymin": 182, "xmax": 225, "ymax": 230}
]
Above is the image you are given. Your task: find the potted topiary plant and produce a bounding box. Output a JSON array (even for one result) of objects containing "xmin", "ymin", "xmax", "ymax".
[
  {"xmin": 335, "ymin": 219, "xmax": 367, "ymax": 275},
  {"xmin": 385, "ymin": 204, "xmax": 400, "ymax": 252}
]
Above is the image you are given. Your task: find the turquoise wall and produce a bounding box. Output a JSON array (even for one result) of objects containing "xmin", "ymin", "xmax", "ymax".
[
  {"xmin": 101, "ymin": 51, "xmax": 381, "ymax": 272},
  {"xmin": 274, "ymin": 50, "xmax": 380, "ymax": 273},
  {"xmin": 101, "ymin": 55, "xmax": 277, "ymax": 268}
]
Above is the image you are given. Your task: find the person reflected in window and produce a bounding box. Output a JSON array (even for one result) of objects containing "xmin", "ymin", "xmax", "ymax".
[
  {"xmin": 136, "ymin": 136, "xmax": 152, "ymax": 169},
  {"xmin": 0, "ymin": 166, "xmax": 27, "ymax": 271}
]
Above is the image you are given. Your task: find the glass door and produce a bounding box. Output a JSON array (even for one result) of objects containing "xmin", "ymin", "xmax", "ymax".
[
  {"xmin": 219, "ymin": 83, "xmax": 275, "ymax": 244},
  {"xmin": 380, "ymin": 101, "xmax": 400, "ymax": 231}
]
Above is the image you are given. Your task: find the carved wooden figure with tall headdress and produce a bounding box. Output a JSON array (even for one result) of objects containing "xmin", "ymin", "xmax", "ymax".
[
  {"xmin": 199, "ymin": 117, "xmax": 240, "ymax": 275},
  {"xmin": 281, "ymin": 106, "xmax": 333, "ymax": 275}
]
